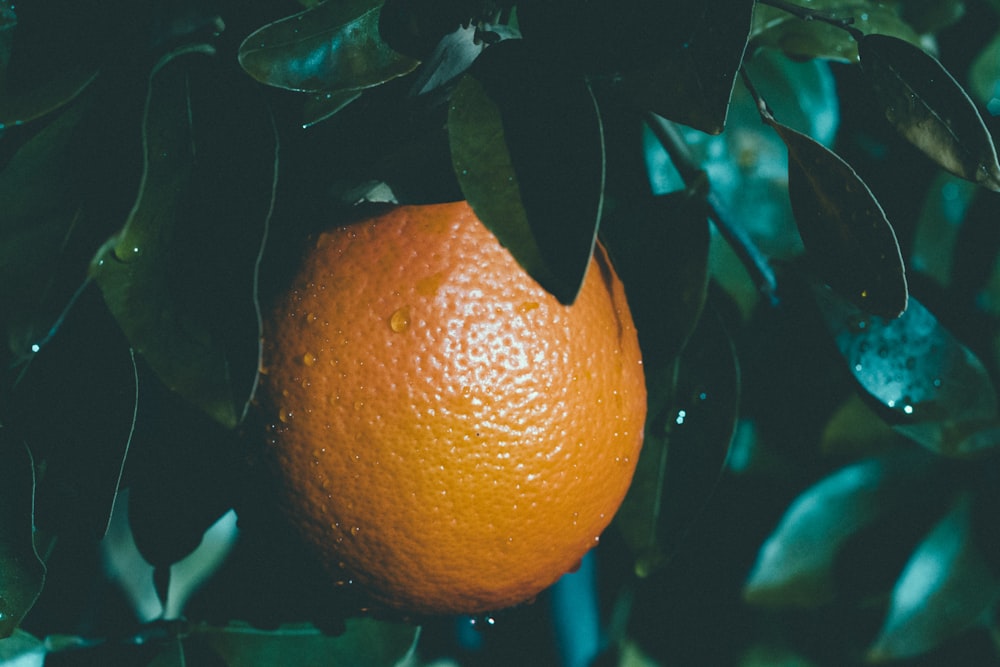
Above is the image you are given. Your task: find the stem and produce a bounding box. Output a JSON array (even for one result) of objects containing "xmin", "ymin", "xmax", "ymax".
[
  {"xmin": 758, "ymin": 0, "xmax": 866, "ymax": 41},
  {"xmin": 643, "ymin": 112, "xmax": 780, "ymax": 307}
]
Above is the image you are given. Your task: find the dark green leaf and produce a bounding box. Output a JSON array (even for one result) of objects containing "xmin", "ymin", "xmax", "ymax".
[
  {"xmin": 0, "ymin": 438, "xmax": 43, "ymax": 637},
  {"xmin": 621, "ymin": 0, "xmax": 754, "ymax": 134},
  {"xmin": 0, "ymin": 67, "xmax": 98, "ymax": 128},
  {"xmin": 448, "ymin": 40, "xmax": 605, "ymax": 304},
  {"xmin": 750, "ymin": 3, "xmax": 922, "ymax": 62},
  {"xmin": 859, "ymin": 34, "xmax": 1000, "ymax": 191},
  {"xmin": 190, "ymin": 619, "xmax": 419, "ymax": 667},
  {"xmin": 302, "ymin": 89, "xmax": 363, "ymax": 128},
  {"xmin": 764, "ymin": 113, "xmax": 908, "ymax": 318},
  {"xmin": 969, "ymin": 30, "xmax": 1000, "ymax": 110},
  {"xmin": 615, "ymin": 304, "xmax": 738, "ymax": 577},
  {"xmin": 0, "ymin": 629, "xmax": 45, "ymax": 664},
  {"xmin": 868, "ymin": 493, "xmax": 1000, "ymax": 661},
  {"xmin": 744, "ymin": 453, "xmax": 936, "ymax": 608},
  {"xmin": 814, "ymin": 286, "xmax": 999, "ymax": 456},
  {"xmin": 900, "ymin": 0, "xmax": 966, "ymax": 34},
  {"xmin": 238, "ymin": 0, "xmax": 418, "ymax": 93},
  {"xmin": 0, "ymin": 1, "xmax": 13, "ymax": 89}
]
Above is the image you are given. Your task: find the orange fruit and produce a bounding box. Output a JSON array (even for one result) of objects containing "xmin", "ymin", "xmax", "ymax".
[{"xmin": 258, "ymin": 201, "xmax": 646, "ymax": 616}]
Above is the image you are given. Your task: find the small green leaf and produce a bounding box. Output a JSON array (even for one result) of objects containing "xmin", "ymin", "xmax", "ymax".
[
  {"xmin": 859, "ymin": 34, "xmax": 1000, "ymax": 191},
  {"xmin": 0, "ymin": 438, "xmax": 44, "ymax": 637},
  {"xmin": 238, "ymin": 0, "xmax": 418, "ymax": 93},
  {"xmin": 621, "ymin": 0, "xmax": 754, "ymax": 134},
  {"xmin": 764, "ymin": 113, "xmax": 908, "ymax": 318},
  {"xmin": 615, "ymin": 304, "xmax": 738, "ymax": 577},
  {"xmin": 868, "ymin": 493, "xmax": 1000, "ymax": 662},
  {"xmin": 190, "ymin": 619, "xmax": 419, "ymax": 667},
  {"xmin": 744, "ymin": 453, "xmax": 935, "ymax": 608},
  {"xmin": 814, "ymin": 286, "xmax": 999, "ymax": 456},
  {"xmin": 448, "ymin": 40, "xmax": 605, "ymax": 304},
  {"xmin": 0, "ymin": 67, "xmax": 98, "ymax": 128}
]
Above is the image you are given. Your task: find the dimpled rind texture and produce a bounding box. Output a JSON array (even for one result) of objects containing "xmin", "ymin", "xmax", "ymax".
[{"xmin": 260, "ymin": 201, "xmax": 646, "ymax": 616}]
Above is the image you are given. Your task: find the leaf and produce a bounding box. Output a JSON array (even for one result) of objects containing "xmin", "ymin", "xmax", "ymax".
[
  {"xmin": 969, "ymin": 30, "xmax": 1000, "ymax": 112},
  {"xmin": 859, "ymin": 34, "xmax": 1000, "ymax": 191},
  {"xmin": 302, "ymin": 89, "xmax": 363, "ymax": 128},
  {"xmin": 0, "ymin": 67, "xmax": 98, "ymax": 128},
  {"xmin": 814, "ymin": 286, "xmax": 1000, "ymax": 456},
  {"xmin": 0, "ymin": 629, "xmax": 45, "ymax": 667},
  {"xmin": 190, "ymin": 619, "xmax": 419, "ymax": 667},
  {"xmin": 0, "ymin": 438, "xmax": 43, "ymax": 638},
  {"xmin": 621, "ymin": 0, "xmax": 754, "ymax": 134},
  {"xmin": 406, "ymin": 24, "xmax": 483, "ymax": 98},
  {"xmin": 868, "ymin": 493, "xmax": 1000, "ymax": 662},
  {"xmin": 91, "ymin": 45, "xmax": 276, "ymax": 429},
  {"xmin": 764, "ymin": 112, "xmax": 908, "ymax": 318},
  {"xmin": 749, "ymin": 3, "xmax": 922, "ymax": 62},
  {"xmin": 744, "ymin": 453, "xmax": 936, "ymax": 608},
  {"xmin": 448, "ymin": 39, "xmax": 605, "ymax": 304},
  {"xmin": 615, "ymin": 304, "xmax": 739, "ymax": 577},
  {"xmin": 238, "ymin": 0, "xmax": 418, "ymax": 93}
]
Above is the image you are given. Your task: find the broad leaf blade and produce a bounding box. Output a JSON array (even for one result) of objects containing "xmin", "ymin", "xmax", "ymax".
[
  {"xmin": 869, "ymin": 493, "xmax": 1000, "ymax": 662},
  {"xmin": 448, "ymin": 40, "xmax": 605, "ymax": 304},
  {"xmin": 859, "ymin": 34, "xmax": 1000, "ymax": 191},
  {"xmin": 765, "ymin": 114, "xmax": 908, "ymax": 318},
  {"xmin": 238, "ymin": 0, "xmax": 417, "ymax": 93},
  {"xmin": 814, "ymin": 286, "xmax": 999, "ymax": 457},
  {"xmin": 623, "ymin": 0, "xmax": 754, "ymax": 134},
  {"xmin": 0, "ymin": 438, "xmax": 43, "ymax": 637}
]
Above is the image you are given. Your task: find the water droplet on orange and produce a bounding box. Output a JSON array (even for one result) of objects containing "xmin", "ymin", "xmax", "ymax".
[{"xmin": 389, "ymin": 307, "xmax": 411, "ymax": 333}]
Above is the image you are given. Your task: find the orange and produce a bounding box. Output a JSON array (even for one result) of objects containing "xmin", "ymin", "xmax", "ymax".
[{"xmin": 258, "ymin": 201, "xmax": 646, "ymax": 616}]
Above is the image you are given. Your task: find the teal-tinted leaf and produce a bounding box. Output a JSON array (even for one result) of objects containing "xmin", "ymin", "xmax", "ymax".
[
  {"xmin": 621, "ymin": 0, "xmax": 754, "ymax": 134},
  {"xmin": 859, "ymin": 34, "xmax": 1000, "ymax": 191},
  {"xmin": 909, "ymin": 173, "xmax": 978, "ymax": 287},
  {"xmin": 615, "ymin": 304, "xmax": 738, "ymax": 577},
  {"xmin": 744, "ymin": 453, "xmax": 935, "ymax": 608},
  {"xmin": 969, "ymin": 30, "xmax": 1000, "ymax": 112},
  {"xmin": 600, "ymin": 190, "xmax": 710, "ymax": 375},
  {"xmin": 190, "ymin": 619, "xmax": 419, "ymax": 667},
  {"xmin": 448, "ymin": 40, "xmax": 604, "ymax": 304},
  {"xmin": 238, "ymin": 0, "xmax": 418, "ymax": 93},
  {"xmin": 0, "ymin": 67, "xmax": 98, "ymax": 128},
  {"xmin": 302, "ymin": 88, "xmax": 363, "ymax": 128},
  {"xmin": 814, "ymin": 286, "xmax": 999, "ymax": 456},
  {"xmin": 0, "ymin": 629, "xmax": 45, "ymax": 666},
  {"xmin": 407, "ymin": 24, "xmax": 485, "ymax": 98},
  {"xmin": 868, "ymin": 493, "xmax": 999, "ymax": 662},
  {"xmin": 0, "ymin": 438, "xmax": 43, "ymax": 637},
  {"xmin": 91, "ymin": 45, "xmax": 276, "ymax": 429},
  {"xmin": 764, "ymin": 112, "xmax": 908, "ymax": 318},
  {"xmin": 750, "ymin": 3, "xmax": 922, "ymax": 62}
]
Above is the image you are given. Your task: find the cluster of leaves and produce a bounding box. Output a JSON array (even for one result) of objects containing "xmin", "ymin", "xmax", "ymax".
[{"xmin": 4, "ymin": 0, "xmax": 1000, "ymax": 664}]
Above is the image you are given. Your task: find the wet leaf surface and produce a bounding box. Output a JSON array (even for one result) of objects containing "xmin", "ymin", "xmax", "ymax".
[
  {"xmin": 91, "ymin": 46, "xmax": 276, "ymax": 429},
  {"xmin": 814, "ymin": 286, "xmax": 999, "ymax": 456},
  {"xmin": 765, "ymin": 113, "xmax": 908, "ymax": 318},
  {"xmin": 868, "ymin": 493, "xmax": 1000, "ymax": 662},
  {"xmin": 188, "ymin": 618, "xmax": 418, "ymax": 667},
  {"xmin": 238, "ymin": 0, "xmax": 418, "ymax": 93},
  {"xmin": 448, "ymin": 40, "xmax": 604, "ymax": 304},
  {"xmin": 621, "ymin": 0, "xmax": 754, "ymax": 134},
  {"xmin": 0, "ymin": 67, "xmax": 98, "ymax": 128},
  {"xmin": 0, "ymin": 437, "xmax": 43, "ymax": 637},
  {"xmin": 744, "ymin": 452, "xmax": 937, "ymax": 608},
  {"xmin": 859, "ymin": 34, "xmax": 1000, "ymax": 191},
  {"xmin": 615, "ymin": 303, "xmax": 739, "ymax": 576}
]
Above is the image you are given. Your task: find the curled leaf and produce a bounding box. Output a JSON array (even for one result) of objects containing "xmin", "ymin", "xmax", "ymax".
[
  {"xmin": 764, "ymin": 112, "xmax": 907, "ymax": 318},
  {"xmin": 868, "ymin": 493, "xmax": 1000, "ymax": 662},
  {"xmin": 814, "ymin": 286, "xmax": 999, "ymax": 457},
  {"xmin": 859, "ymin": 34, "xmax": 1000, "ymax": 191},
  {"xmin": 448, "ymin": 40, "xmax": 605, "ymax": 304},
  {"xmin": 238, "ymin": 0, "xmax": 418, "ymax": 93}
]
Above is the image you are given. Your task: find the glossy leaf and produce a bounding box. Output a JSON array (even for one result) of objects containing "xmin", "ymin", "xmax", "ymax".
[
  {"xmin": 407, "ymin": 24, "xmax": 484, "ymax": 98},
  {"xmin": 764, "ymin": 112, "xmax": 908, "ymax": 318},
  {"xmin": 0, "ymin": 629, "xmax": 45, "ymax": 666},
  {"xmin": 868, "ymin": 493, "xmax": 1000, "ymax": 661},
  {"xmin": 814, "ymin": 286, "xmax": 999, "ymax": 456},
  {"xmin": 189, "ymin": 619, "xmax": 419, "ymax": 667},
  {"xmin": 615, "ymin": 305, "xmax": 739, "ymax": 577},
  {"xmin": 750, "ymin": 3, "xmax": 922, "ymax": 62},
  {"xmin": 622, "ymin": 0, "xmax": 754, "ymax": 134},
  {"xmin": 744, "ymin": 453, "xmax": 935, "ymax": 608},
  {"xmin": 302, "ymin": 89, "xmax": 363, "ymax": 128},
  {"xmin": 0, "ymin": 438, "xmax": 43, "ymax": 638},
  {"xmin": 0, "ymin": 67, "xmax": 98, "ymax": 128},
  {"xmin": 91, "ymin": 46, "xmax": 276, "ymax": 429},
  {"xmin": 238, "ymin": 0, "xmax": 418, "ymax": 93},
  {"xmin": 859, "ymin": 34, "xmax": 1000, "ymax": 191},
  {"xmin": 448, "ymin": 40, "xmax": 604, "ymax": 304}
]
